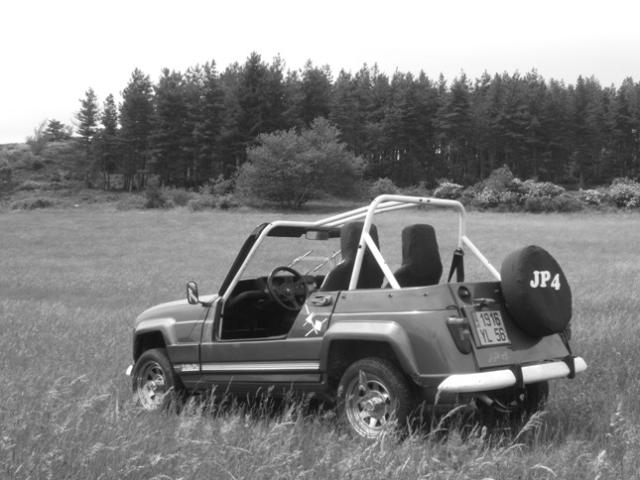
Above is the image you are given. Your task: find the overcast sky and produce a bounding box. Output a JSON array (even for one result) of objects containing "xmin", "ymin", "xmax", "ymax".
[{"xmin": 1, "ymin": 0, "xmax": 639, "ymax": 144}]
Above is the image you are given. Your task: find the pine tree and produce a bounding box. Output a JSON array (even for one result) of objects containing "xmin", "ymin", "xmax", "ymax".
[
  {"xmin": 150, "ymin": 68, "xmax": 190, "ymax": 186},
  {"xmin": 435, "ymin": 74, "xmax": 473, "ymax": 181},
  {"xmin": 219, "ymin": 63, "xmax": 244, "ymax": 176},
  {"xmin": 94, "ymin": 93, "xmax": 119, "ymax": 189},
  {"xmin": 300, "ymin": 61, "xmax": 332, "ymax": 125},
  {"xmin": 76, "ymin": 88, "xmax": 99, "ymax": 144},
  {"xmin": 188, "ymin": 61, "xmax": 226, "ymax": 181},
  {"xmin": 236, "ymin": 52, "xmax": 289, "ymax": 159},
  {"xmin": 120, "ymin": 68, "xmax": 154, "ymax": 190},
  {"xmin": 76, "ymin": 88, "xmax": 99, "ymax": 183},
  {"xmin": 45, "ymin": 119, "xmax": 71, "ymax": 141}
]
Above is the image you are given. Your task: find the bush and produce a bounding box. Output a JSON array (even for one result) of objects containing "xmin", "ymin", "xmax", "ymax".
[
  {"xmin": 26, "ymin": 121, "xmax": 48, "ymax": 155},
  {"xmin": 578, "ymin": 189, "xmax": 605, "ymax": 206},
  {"xmin": 433, "ymin": 181, "xmax": 464, "ymax": 199},
  {"xmin": 144, "ymin": 184, "xmax": 168, "ymax": 209},
  {"xmin": 235, "ymin": 118, "xmax": 363, "ymax": 208},
  {"xmin": 552, "ymin": 193, "xmax": 584, "ymax": 212},
  {"xmin": 480, "ymin": 165, "xmax": 518, "ymax": 192},
  {"xmin": 474, "ymin": 187, "xmax": 502, "ymax": 208},
  {"xmin": 369, "ymin": 178, "xmax": 399, "ymax": 198},
  {"xmin": 216, "ymin": 194, "xmax": 238, "ymax": 210},
  {"xmin": 498, "ymin": 191, "xmax": 522, "ymax": 208},
  {"xmin": 521, "ymin": 180, "xmax": 565, "ymax": 198},
  {"xmin": 0, "ymin": 159, "xmax": 13, "ymax": 196},
  {"xmin": 115, "ymin": 195, "xmax": 146, "ymax": 210},
  {"xmin": 606, "ymin": 178, "xmax": 640, "ymax": 208},
  {"xmin": 401, "ymin": 181, "xmax": 430, "ymax": 197},
  {"xmin": 211, "ymin": 175, "xmax": 235, "ymax": 196},
  {"xmin": 167, "ymin": 189, "xmax": 192, "ymax": 207},
  {"xmin": 187, "ymin": 194, "xmax": 216, "ymax": 212},
  {"xmin": 10, "ymin": 197, "xmax": 57, "ymax": 210},
  {"xmin": 523, "ymin": 196, "xmax": 555, "ymax": 213},
  {"xmin": 17, "ymin": 180, "xmax": 47, "ymax": 191},
  {"xmin": 30, "ymin": 159, "xmax": 45, "ymax": 171}
]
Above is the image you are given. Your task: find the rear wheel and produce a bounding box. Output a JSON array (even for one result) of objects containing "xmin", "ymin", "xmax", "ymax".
[
  {"xmin": 132, "ymin": 348, "xmax": 183, "ymax": 410},
  {"xmin": 337, "ymin": 357, "xmax": 414, "ymax": 439}
]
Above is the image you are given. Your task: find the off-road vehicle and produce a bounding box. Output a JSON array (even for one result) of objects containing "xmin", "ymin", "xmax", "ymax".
[{"xmin": 126, "ymin": 195, "xmax": 586, "ymax": 438}]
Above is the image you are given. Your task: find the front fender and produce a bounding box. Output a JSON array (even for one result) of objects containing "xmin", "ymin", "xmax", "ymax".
[
  {"xmin": 134, "ymin": 317, "xmax": 177, "ymax": 344},
  {"xmin": 133, "ymin": 318, "xmax": 177, "ymax": 361}
]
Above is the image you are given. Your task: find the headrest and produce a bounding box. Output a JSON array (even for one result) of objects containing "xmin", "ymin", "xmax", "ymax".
[
  {"xmin": 401, "ymin": 224, "xmax": 441, "ymax": 274},
  {"xmin": 340, "ymin": 222, "xmax": 379, "ymax": 262}
]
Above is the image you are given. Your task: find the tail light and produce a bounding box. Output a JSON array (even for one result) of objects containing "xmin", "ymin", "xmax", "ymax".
[{"xmin": 446, "ymin": 316, "xmax": 472, "ymax": 354}]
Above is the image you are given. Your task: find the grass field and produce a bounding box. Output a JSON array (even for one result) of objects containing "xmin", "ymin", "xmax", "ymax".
[{"xmin": 1, "ymin": 206, "xmax": 640, "ymax": 479}]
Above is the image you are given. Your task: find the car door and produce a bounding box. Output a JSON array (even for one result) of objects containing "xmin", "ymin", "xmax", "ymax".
[{"xmin": 198, "ymin": 292, "xmax": 339, "ymax": 394}]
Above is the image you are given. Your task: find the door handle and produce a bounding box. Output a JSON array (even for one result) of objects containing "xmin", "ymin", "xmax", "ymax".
[{"xmin": 311, "ymin": 295, "xmax": 333, "ymax": 307}]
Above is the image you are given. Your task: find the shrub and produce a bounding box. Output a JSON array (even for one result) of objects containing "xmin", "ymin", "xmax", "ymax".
[
  {"xmin": 17, "ymin": 180, "xmax": 46, "ymax": 191},
  {"xmin": 474, "ymin": 187, "xmax": 502, "ymax": 208},
  {"xmin": 523, "ymin": 196, "xmax": 555, "ymax": 213},
  {"xmin": 433, "ymin": 181, "xmax": 464, "ymax": 199},
  {"xmin": 369, "ymin": 177, "xmax": 399, "ymax": 198},
  {"xmin": 187, "ymin": 194, "xmax": 217, "ymax": 212},
  {"xmin": 211, "ymin": 175, "xmax": 235, "ymax": 196},
  {"xmin": 401, "ymin": 181, "xmax": 430, "ymax": 197},
  {"xmin": 216, "ymin": 194, "xmax": 238, "ymax": 210},
  {"xmin": 628, "ymin": 196, "xmax": 640, "ymax": 208},
  {"xmin": 30, "ymin": 158, "xmax": 45, "ymax": 171},
  {"xmin": 606, "ymin": 178, "xmax": 640, "ymax": 208},
  {"xmin": 167, "ymin": 189, "xmax": 192, "ymax": 207},
  {"xmin": 10, "ymin": 197, "xmax": 57, "ymax": 210},
  {"xmin": 552, "ymin": 193, "xmax": 584, "ymax": 212},
  {"xmin": 480, "ymin": 165, "xmax": 518, "ymax": 192},
  {"xmin": 26, "ymin": 121, "xmax": 48, "ymax": 155},
  {"xmin": 116, "ymin": 195, "xmax": 146, "ymax": 210},
  {"xmin": 235, "ymin": 118, "xmax": 364, "ymax": 208},
  {"xmin": 144, "ymin": 184, "xmax": 168, "ymax": 209},
  {"xmin": 0, "ymin": 159, "xmax": 13, "ymax": 196},
  {"xmin": 521, "ymin": 180, "xmax": 565, "ymax": 198},
  {"xmin": 578, "ymin": 189, "xmax": 605, "ymax": 206},
  {"xmin": 498, "ymin": 190, "xmax": 523, "ymax": 207}
]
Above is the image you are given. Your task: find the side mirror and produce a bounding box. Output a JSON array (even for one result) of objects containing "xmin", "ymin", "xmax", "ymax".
[{"xmin": 186, "ymin": 281, "xmax": 200, "ymax": 305}]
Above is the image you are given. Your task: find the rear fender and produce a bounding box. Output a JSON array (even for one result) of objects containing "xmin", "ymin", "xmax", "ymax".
[{"xmin": 320, "ymin": 321, "xmax": 419, "ymax": 379}]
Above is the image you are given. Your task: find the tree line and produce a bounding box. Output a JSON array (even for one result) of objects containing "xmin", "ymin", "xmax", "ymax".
[{"xmin": 71, "ymin": 52, "xmax": 640, "ymax": 191}]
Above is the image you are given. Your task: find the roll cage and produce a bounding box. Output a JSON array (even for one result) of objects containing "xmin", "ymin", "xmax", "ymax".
[{"xmin": 220, "ymin": 195, "xmax": 502, "ymax": 303}]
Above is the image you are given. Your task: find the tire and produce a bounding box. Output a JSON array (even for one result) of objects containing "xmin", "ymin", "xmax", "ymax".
[
  {"xmin": 131, "ymin": 348, "xmax": 183, "ymax": 411},
  {"xmin": 500, "ymin": 245, "xmax": 572, "ymax": 337},
  {"xmin": 336, "ymin": 357, "xmax": 414, "ymax": 439}
]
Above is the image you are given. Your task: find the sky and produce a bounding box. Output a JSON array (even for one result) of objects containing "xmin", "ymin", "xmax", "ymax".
[{"xmin": 1, "ymin": 0, "xmax": 639, "ymax": 144}]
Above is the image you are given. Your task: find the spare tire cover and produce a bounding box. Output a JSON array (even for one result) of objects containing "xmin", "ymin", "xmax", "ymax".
[{"xmin": 500, "ymin": 245, "xmax": 571, "ymax": 337}]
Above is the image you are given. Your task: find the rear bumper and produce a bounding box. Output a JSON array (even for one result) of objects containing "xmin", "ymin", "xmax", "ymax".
[{"xmin": 437, "ymin": 356, "xmax": 587, "ymax": 393}]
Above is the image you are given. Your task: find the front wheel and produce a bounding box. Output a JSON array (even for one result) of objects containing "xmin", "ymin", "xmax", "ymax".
[
  {"xmin": 337, "ymin": 357, "xmax": 414, "ymax": 439},
  {"xmin": 131, "ymin": 348, "xmax": 182, "ymax": 410}
]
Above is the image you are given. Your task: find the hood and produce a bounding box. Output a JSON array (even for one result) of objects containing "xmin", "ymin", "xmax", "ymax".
[{"xmin": 135, "ymin": 294, "xmax": 218, "ymax": 326}]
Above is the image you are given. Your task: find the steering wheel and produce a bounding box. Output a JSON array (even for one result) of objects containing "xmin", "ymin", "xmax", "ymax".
[{"xmin": 266, "ymin": 266, "xmax": 308, "ymax": 311}]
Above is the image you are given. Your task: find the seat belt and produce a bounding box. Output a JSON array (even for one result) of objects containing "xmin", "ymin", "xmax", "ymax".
[{"xmin": 447, "ymin": 248, "xmax": 465, "ymax": 282}]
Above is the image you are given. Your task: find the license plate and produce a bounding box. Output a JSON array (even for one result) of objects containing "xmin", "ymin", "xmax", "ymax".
[{"xmin": 472, "ymin": 310, "xmax": 510, "ymax": 347}]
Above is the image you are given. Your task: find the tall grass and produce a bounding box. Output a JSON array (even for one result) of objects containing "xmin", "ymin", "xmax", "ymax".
[{"xmin": 1, "ymin": 207, "xmax": 640, "ymax": 479}]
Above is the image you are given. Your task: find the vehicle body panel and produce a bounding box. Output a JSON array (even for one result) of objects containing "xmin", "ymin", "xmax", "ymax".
[{"xmin": 129, "ymin": 195, "xmax": 586, "ymax": 410}]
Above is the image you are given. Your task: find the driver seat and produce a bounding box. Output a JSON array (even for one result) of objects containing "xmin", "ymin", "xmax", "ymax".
[
  {"xmin": 320, "ymin": 222, "xmax": 384, "ymax": 291},
  {"xmin": 394, "ymin": 224, "xmax": 442, "ymax": 287}
]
